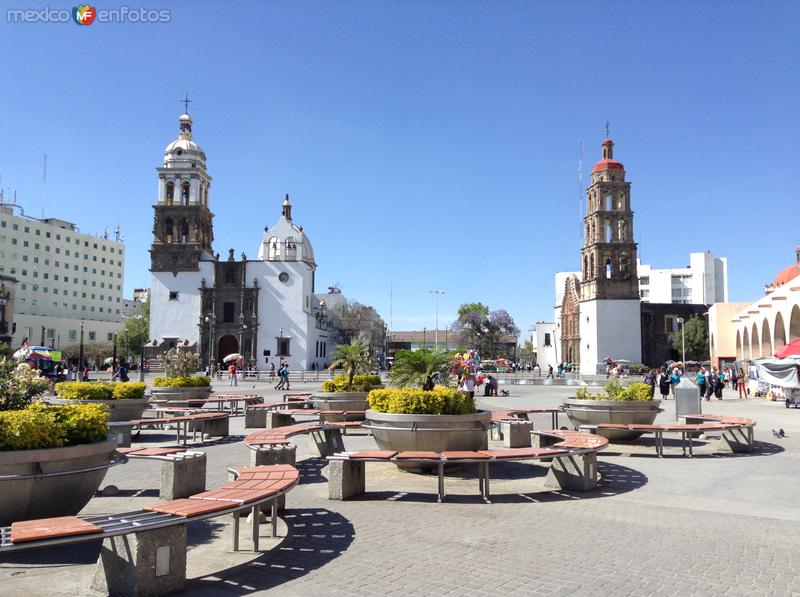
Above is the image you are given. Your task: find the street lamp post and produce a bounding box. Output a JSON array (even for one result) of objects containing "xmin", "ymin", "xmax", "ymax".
[
  {"xmin": 677, "ymin": 317, "xmax": 686, "ymax": 375},
  {"xmin": 204, "ymin": 316, "xmax": 214, "ymax": 368},
  {"xmin": 422, "ymin": 327, "xmax": 426, "ymax": 349},
  {"xmin": 429, "ymin": 289, "xmax": 444, "ymax": 350},
  {"xmin": 78, "ymin": 321, "xmax": 84, "ymax": 374},
  {"xmin": 112, "ymin": 334, "xmax": 117, "ymax": 376}
]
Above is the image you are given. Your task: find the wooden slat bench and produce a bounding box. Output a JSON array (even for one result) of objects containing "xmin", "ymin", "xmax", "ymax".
[
  {"xmin": 244, "ymin": 420, "xmax": 360, "ymax": 466},
  {"xmin": 204, "ymin": 394, "xmax": 263, "ymax": 416},
  {"xmin": 131, "ymin": 412, "xmax": 229, "ymax": 446},
  {"xmin": 117, "ymin": 447, "xmax": 207, "ymax": 499},
  {"xmin": 581, "ymin": 413, "xmax": 756, "ymax": 457},
  {"xmin": 327, "ymin": 429, "xmax": 608, "ymax": 502},
  {"xmin": 0, "ymin": 464, "xmax": 299, "ymax": 596}
]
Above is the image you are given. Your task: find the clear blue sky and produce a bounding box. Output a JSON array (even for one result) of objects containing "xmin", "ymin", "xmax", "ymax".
[{"xmin": 1, "ymin": 1, "xmax": 798, "ymax": 341}]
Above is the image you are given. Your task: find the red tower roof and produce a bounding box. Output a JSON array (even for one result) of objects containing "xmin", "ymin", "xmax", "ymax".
[
  {"xmin": 774, "ymin": 263, "xmax": 800, "ymax": 287},
  {"xmin": 592, "ymin": 138, "xmax": 624, "ymax": 173}
]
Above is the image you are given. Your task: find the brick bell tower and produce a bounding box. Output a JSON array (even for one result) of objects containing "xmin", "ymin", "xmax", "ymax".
[
  {"xmin": 150, "ymin": 111, "xmax": 215, "ymax": 272},
  {"xmin": 579, "ymin": 137, "xmax": 638, "ymax": 302},
  {"xmin": 577, "ymin": 135, "xmax": 642, "ymax": 375}
]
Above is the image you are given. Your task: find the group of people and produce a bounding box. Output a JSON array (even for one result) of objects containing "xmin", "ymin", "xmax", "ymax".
[{"xmin": 644, "ymin": 365, "xmax": 748, "ymax": 400}]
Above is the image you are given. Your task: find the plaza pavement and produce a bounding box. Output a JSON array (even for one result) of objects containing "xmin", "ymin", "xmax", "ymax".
[{"xmin": 2, "ymin": 377, "xmax": 800, "ymax": 596}]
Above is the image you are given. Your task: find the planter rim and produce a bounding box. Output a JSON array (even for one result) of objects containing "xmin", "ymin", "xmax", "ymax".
[
  {"xmin": 365, "ymin": 409, "xmax": 491, "ymax": 423},
  {"xmin": 49, "ymin": 397, "xmax": 146, "ymax": 403},
  {"xmin": 563, "ymin": 398, "xmax": 661, "ymax": 406},
  {"xmin": 0, "ymin": 436, "xmax": 117, "ymax": 463}
]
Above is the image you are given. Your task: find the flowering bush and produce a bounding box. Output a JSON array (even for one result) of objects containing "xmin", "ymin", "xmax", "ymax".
[
  {"xmin": 153, "ymin": 376, "xmax": 211, "ymax": 388},
  {"xmin": 161, "ymin": 349, "xmax": 201, "ymax": 378},
  {"xmin": 56, "ymin": 382, "xmax": 147, "ymax": 400},
  {"xmin": 322, "ymin": 374, "xmax": 382, "ymax": 393},
  {"xmin": 0, "ymin": 402, "xmax": 108, "ymax": 450},
  {"xmin": 574, "ymin": 380, "xmax": 653, "ymax": 401},
  {"xmin": 367, "ymin": 387, "xmax": 476, "ymax": 415},
  {"xmin": 0, "ymin": 360, "xmax": 51, "ymax": 411}
]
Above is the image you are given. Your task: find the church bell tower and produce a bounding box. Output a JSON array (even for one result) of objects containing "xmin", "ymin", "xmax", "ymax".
[
  {"xmin": 579, "ymin": 138, "xmax": 638, "ymax": 302},
  {"xmin": 150, "ymin": 112, "xmax": 215, "ymax": 272}
]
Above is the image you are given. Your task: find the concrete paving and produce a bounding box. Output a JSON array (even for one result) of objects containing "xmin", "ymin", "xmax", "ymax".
[{"xmin": 2, "ymin": 379, "xmax": 800, "ymax": 596}]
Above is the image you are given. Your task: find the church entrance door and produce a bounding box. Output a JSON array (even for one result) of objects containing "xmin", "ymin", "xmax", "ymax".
[{"xmin": 218, "ymin": 334, "xmax": 239, "ymax": 365}]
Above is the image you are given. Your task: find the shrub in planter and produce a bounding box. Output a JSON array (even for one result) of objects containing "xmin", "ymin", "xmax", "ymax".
[
  {"xmin": 0, "ymin": 403, "xmax": 109, "ymax": 451},
  {"xmin": 367, "ymin": 386, "xmax": 477, "ymax": 415},
  {"xmin": 322, "ymin": 374, "xmax": 382, "ymax": 393},
  {"xmin": 111, "ymin": 382, "xmax": 146, "ymax": 399},
  {"xmin": 161, "ymin": 348, "xmax": 201, "ymax": 378},
  {"xmin": 0, "ymin": 360, "xmax": 51, "ymax": 411},
  {"xmin": 55, "ymin": 382, "xmax": 148, "ymax": 400},
  {"xmin": 574, "ymin": 379, "xmax": 653, "ymax": 401},
  {"xmin": 152, "ymin": 376, "xmax": 211, "ymax": 388}
]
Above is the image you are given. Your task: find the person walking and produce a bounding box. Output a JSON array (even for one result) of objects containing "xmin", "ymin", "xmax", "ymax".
[
  {"xmin": 280, "ymin": 363, "xmax": 290, "ymax": 391},
  {"xmin": 670, "ymin": 368, "xmax": 681, "ymax": 399},
  {"xmin": 460, "ymin": 370, "xmax": 476, "ymax": 399},
  {"xmin": 228, "ymin": 362, "xmax": 238, "ymax": 387},
  {"xmin": 82, "ymin": 365, "xmax": 90, "ymax": 382},
  {"xmin": 546, "ymin": 364, "xmax": 554, "ymax": 379},
  {"xmin": 274, "ymin": 365, "xmax": 285, "ymax": 390},
  {"xmin": 737, "ymin": 368, "xmax": 747, "ymax": 398},
  {"xmin": 643, "ymin": 368, "xmax": 656, "ymax": 398},
  {"xmin": 658, "ymin": 367, "xmax": 672, "ymax": 400},
  {"xmin": 695, "ymin": 367, "xmax": 707, "ymax": 400}
]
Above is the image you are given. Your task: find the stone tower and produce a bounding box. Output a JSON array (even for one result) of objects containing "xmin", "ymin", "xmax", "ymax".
[
  {"xmin": 150, "ymin": 113, "xmax": 215, "ymax": 272},
  {"xmin": 579, "ymin": 139, "xmax": 638, "ymax": 302},
  {"xmin": 577, "ymin": 137, "xmax": 642, "ymax": 375}
]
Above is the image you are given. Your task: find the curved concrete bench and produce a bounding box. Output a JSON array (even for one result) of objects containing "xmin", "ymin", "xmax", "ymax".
[
  {"xmin": 0, "ymin": 464, "xmax": 299, "ymax": 596},
  {"xmin": 205, "ymin": 394, "xmax": 263, "ymax": 415},
  {"xmin": 244, "ymin": 421, "xmax": 360, "ymax": 465},
  {"xmin": 328, "ymin": 429, "xmax": 608, "ymax": 502},
  {"xmin": 117, "ymin": 447, "xmax": 207, "ymax": 499},
  {"xmin": 490, "ymin": 408, "xmax": 563, "ymax": 448},
  {"xmin": 584, "ymin": 413, "xmax": 756, "ymax": 457}
]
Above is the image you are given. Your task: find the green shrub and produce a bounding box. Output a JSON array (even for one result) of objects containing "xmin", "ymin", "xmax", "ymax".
[
  {"xmin": 55, "ymin": 382, "xmax": 147, "ymax": 400},
  {"xmin": 0, "ymin": 403, "xmax": 109, "ymax": 450},
  {"xmin": 322, "ymin": 374, "xmax": 382, "ymax": 393},
  {"xmin": 573, "ymin": 381, "xmax": 654, "ymax": 401},
  {"xmin": 367, "ymin": 386, "xmax": 476, "ymax": 415},
  {"xmin": 153, "ymin": 376, "xmax": 211, "ymax": 388},
  {"xmin": 56, "ymin": 382, "xmax": 113, "ymax": 401},
  {"xmin": 0, "ymin": 360, "xmax": 51, "ymax": 411},
  {"xmin": 111, "ymin": 382, "xmax": 146, "ymax": 399}
]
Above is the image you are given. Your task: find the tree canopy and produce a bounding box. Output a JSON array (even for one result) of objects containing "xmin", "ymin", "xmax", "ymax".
[
  {"xmin": 450, "ymin": 303, "xmax": 520, "ymax": 359},
  {"xmin": 672, "ymin": 314, "xmax": 709, "ymax": 361},
  {"xmin": 328, "ymin": 299, "xmax": 386, "ymax": 354}
]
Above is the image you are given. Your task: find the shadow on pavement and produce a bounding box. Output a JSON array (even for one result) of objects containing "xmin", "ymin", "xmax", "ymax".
[
  {"xmin": 186, "ymin": 508, "xmax": 354, "ymax": 594},
  {"xmin": 295, "ymin": 457, "xmax": 328, "ymax": 485}
]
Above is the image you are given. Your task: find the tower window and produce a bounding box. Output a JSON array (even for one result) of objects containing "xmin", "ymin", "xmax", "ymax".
[
  {"xmin": 166, "ymin": 181, "xmax": 175, "ymax": 205},
  {"xmin": 605, "ymin": 194, "xmax": 612, "ymax": 211},
  {"xmin": 605, "ymin": 224, "xmax": 612, "ymax": 243},
  {"xmin": 165, "ymin": 218, "xmax": 174, "ymax": 243},
  {"xmin": 180, "ymin": 219, "xmax": 189, "ymax": 243},
  {"xmin": 223, "ymin": 302, "xmax": 235, "ymax": 323},
  {"xmin": 181, "ymin": 181, "xmax": 190, "ymax": 205},
  {"xmin": 605, "ymin": 258, "xmax": 612, "ymax": 279}
]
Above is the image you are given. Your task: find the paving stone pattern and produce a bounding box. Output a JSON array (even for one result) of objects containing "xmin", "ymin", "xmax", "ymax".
[{"xmin": 2, "ymin": 378, "xmax": 800, "ymax": 596}]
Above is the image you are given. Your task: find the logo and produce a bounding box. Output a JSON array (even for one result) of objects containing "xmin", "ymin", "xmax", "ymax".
[{"xmin": 73, "ymin": 4, "xmax": 96, "ymax": 25}]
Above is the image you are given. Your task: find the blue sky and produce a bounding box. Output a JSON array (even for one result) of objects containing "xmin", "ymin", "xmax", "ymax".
[{"xmin": 1, "ymin": 1, "xmax": 798, "ymax": 341}]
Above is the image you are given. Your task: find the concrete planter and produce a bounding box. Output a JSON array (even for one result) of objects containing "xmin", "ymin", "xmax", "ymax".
[
  {"xmin": 364, "ymin": 409, "xmax": 491, "ymax": 470},
  {"xmin": 562, "ymin": 398, "xmax": 662, "ymax": 441},
  {"xmin": 311, "ymin": 392, "xmax": 370, "ymax": 417},
  {"xmin": 48, "ymin": 397, "xmax": 147, "ymax": 422},
  {"xmin": 0, "ymin": 437, "xmax": 119, "ymax": 525},
  {"xmin": 150, "ymin": 385, "xmax": 212, "ymax": 407}
]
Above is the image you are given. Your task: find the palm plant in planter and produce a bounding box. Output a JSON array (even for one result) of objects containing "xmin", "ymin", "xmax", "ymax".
[
  {"xmin": 312, "ymin": 339, "xmax": 380, "ymax": 417},
  {"xmin": 151, "ymin": 349, "xmax": 211, "ymax": 405},
  {"xmin": 364, "ymin": 350, "xmax": 490, "ymax": 465},
  {"xmin": 563, "ymin": 379, "xmax": 662, "ymax": 441},
  {"xmin": 0, "ymin": 360, "xmax": 119, "ymax": 524}
]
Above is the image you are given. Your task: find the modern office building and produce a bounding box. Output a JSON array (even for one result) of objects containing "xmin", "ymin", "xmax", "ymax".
[
  {"xmin": 637, "ymin": 252, "xmax": 728, "ymax": 305},
  {"xmin": 0, "ymin": 203, "xmax": 126, "ymax": 348}
]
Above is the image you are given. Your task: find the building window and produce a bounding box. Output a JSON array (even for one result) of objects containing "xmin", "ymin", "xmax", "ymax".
[
  {"xmin": 639, "ymin": 276, "xmax": 649, "ymax": 286},
  {"xmin": 46, "ymin": 328, "xmax": 55, "ymax": 340},
  {"xmin": 88, "ymin": 331, "xmax": 96, "ymax": 341},
  {"xmin": 277, "ymin": 338, "xmax": 291, "ymax": 357},
  {"xmin": 107, "ymin": 333, "xmax": 113, "ymax": 341},
  {"xmin": 223, "ymin": 302, "xmax": 235, "ymax": 323},
  {"xmin": 68, "ymin": 330, "xmax": 77, "ymax": 341}
]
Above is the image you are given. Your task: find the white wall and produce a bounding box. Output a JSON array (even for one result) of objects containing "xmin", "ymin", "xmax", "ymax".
[
  {"xmin": 12, "ymin": 313, "xmax": 124, "ymax": 349},
  {"xmin": 535, "ymin": 323, "xmax": 557, "ymax": 370},
  {"xmin": 250, "ymin": 260, "xmax": 315, "ymax": 371},
  {"xmin": 580, "ymin": 299, "xmax": 641, "ymax": 375},
  {"xmin": 149, "ymin": 262, "xmax": 213, "ymax": 344}
]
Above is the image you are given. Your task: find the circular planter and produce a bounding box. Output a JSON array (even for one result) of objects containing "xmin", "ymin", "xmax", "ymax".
[
  {"xmin": 48, "ymin": 398, "xmax": 147, "ymax": 422},
  {"xmin": 562, "ymin": 397, "xmax": 662, "ymax": 441},
  {"xmin": 364, "ymin": 409, "xmax": 492, "ymax": 470},
  {"xmin": 150, "ymin": 385, "xmax": 212, "ymax": 407},
  {"xmin": 311, "ymin": 392, "xmax": 370, "ymax": 416},
  {"xmin": 0, "ymin": 437, "xmax": 119, "ymax": 525}
]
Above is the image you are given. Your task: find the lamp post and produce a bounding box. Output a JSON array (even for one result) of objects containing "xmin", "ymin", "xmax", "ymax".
[
  {"xmin": 429, "ymin": 289, "xmax": 444, "ymax": 350},
  {"xmin": 423, "ymin": 327, "xmax": 426, "ymax": 349},
  {"xmin": 139, "ymin": 339, "xmax": 147, "ymax": 382},
  {"xmin": 204, "ymin": 316, "xmax": 213, "ymax": 368},
  {"xmin": 112, "ymin": 334, "xmax": 117, "ymax": 377},
  {"xmin": 677, "ymin": 317, "xmax": 686, "ymax": 375},
  {"xmin": 78, "ymin": 321, "xmax": 84, "ymax": 374}
]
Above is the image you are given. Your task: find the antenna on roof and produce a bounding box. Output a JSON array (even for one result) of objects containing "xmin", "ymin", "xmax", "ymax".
[
  {"xmin": 578, "ymin": 141, "xmax": 583, "ymax": 252},
  {"xmin": 41, "ymin": 154, "xmax": 47, "ymax": 219},
  {"xmin": 114, "ymin": 224, "xmax": 123, "ymax": 243}
]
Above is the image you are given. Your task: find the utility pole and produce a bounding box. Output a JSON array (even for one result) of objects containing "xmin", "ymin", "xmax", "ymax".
[{"xmin": 429, "ymin": 290, "xmax": 444, "ymax": 350}]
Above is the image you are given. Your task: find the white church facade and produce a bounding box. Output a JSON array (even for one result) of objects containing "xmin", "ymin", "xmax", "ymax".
[{"xmin": 148, "ymin": 113, "xmax": 331, "ymax": 371}]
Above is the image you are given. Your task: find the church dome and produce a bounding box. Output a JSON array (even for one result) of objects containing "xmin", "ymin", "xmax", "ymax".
[
  {"xmin": 163, "ymin": 113, "xmax": 206, "ymax": 164},
  {"xmin": 774, "ymin": 263, "xmax": 800, "ymax": 287},
  {"xmin": 256, "ymin": 195, "xmax": 316, "ymax": 266},
  {"xmin": 591, "ymin": 139, "xmax": 624, "ymax": 173}
]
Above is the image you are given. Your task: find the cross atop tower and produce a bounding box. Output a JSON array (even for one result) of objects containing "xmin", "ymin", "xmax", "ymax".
[
  {"xmin": 605, "ymin": 121, "xmax": 610, "ymax": 139},
  {"xmin": 180, "ymin": 93, "xmax": 192, "ymax": 115}
]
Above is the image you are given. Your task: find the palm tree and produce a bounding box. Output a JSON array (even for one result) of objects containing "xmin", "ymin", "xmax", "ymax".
[
  {"xmin": 328, "ymin": 338, "xmax": 375, "ymax": 389},
  {"xmin": 390, "ymin": 349, "xmax": 452, "ymax": 390}
]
